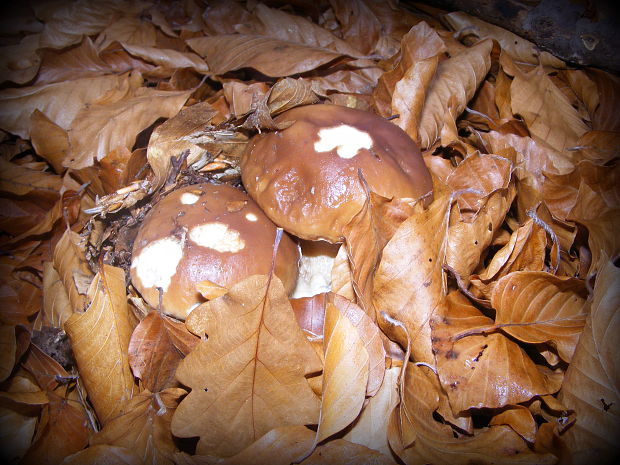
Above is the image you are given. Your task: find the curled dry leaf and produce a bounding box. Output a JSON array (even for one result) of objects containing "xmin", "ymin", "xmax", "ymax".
[
  {"xmin": 587, "ymin": 68, "xmax": 620, "ymax": 132},
  {"xmin": 509, "ymin": 63, "xmax": 589, "ymax": 153},
  {"xmin": 430, "ymin": 291, "xmax": 555, "ymax": 414},
  {"xmin": 343, "ymin": 366, "xmax": 399, "ymax": 457},
  {"xmin": 331, "ymin": 244, "xmax": 355, "ymax": 301},
  {"xmin": 176, "ymin": 425, "xmax": 316, "ymax": 465},
  {"xmin": 174, "ymin": 275, "xmax": 321, "ymax": 456},
  {"xmin": 41, "ymin": 261, "xmax": 72, "ymax": 329},
  {"xmin": 64, "ymin": 86, "xmax": 193, "ymax": 170},
  {"xmin": 391, "ymin": 363, "xmax": 556, "ymax": 464},
  {"xmin": 417, "ymin": 39, "xmax": 493, "ymax": 149},
  {"xmin": 558, "ymin": 255, "xmax": 620, "ymax": 462},
  {"xmin": 489, "ymin": 405, "xmax": 538, "ymax": 444},
  {"xmin": 121, "ymin": 43, "xmax": 210, "ymax": 75},
  {"xmin": 491, "ymin": 271, "xmax": 588, "ymax": 363},
  {"xmin": 0, "ymin": 74, "xmax": 125, "ymax": 139},
  {"xmin": 443, "ymin": 11, "xmax": 565, "ymax": 68},
  {"xmin": 128, "ymin": 311, "xmax": 198, "ymax": 393},
  {"xmin": 187, "ymin": 35, "xmax": 349, "ymax": 77},
  {"xmin": 373, "ymin": 194, "xmax": 451, "ymax": 365},
  {"xmin": 316, "ymin": 302, "xmax": 369, "ymax": 445},
  {"xmin": 267, "ymin": 77, "xmax": 320, "ymax": 116},
  {"xmin": 572, "ymin": 130, "xmax": 620, "ymax": 165},
  {"xmin": 64, "ymin": 265, "xmax": 136, "ymax": 426},
  {"xmin": 52, "ymin": 229, "xmax": 93, "ymax": 313},
  {"xmin": 90, "ymin": 388, "xmax": 185, "ymax": 465}
]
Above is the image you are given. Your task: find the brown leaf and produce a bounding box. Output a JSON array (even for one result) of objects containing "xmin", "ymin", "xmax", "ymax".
[
  {"xmin": 509, "ymin": 64, "xmax": 589, "ymax": 152},
  {"xmin": 64, "ymin": 265, "xmax": 136, "ymax": 425},
  {"xmin": 121, "ymin": 43, "xmax": 209, "ymax": 74},
  {"xmin": 588, "ymin": 68, "xmax": 620, "ymax": 132},
  {"xmin": 491, "ymin": 271, "xmax": 588, "ymax": 362},
  {"xmin": 559, "ymin": 255, "xmax": 620, "ymax": 461},
  {"xmin": 430, "ymin": 291, "xmax": 555, "ymax": 414},
  {"xmin": 21, "ymin": 343, "xmax": 68, "ymax": 393},
  {"xmin": 60, "ymin": 444, "xmax": 143, "ymax": 465},
  {"xmin": 222, "ymin": 80, "xmax": 270, "ymax": 119},
  {"xmin": 562, "ymin": 69, "xmax": 599, "ymax": 118},
  {"xmin": 267, "ymin": 78, "xmax": 320, "ymax": 116},
  {"xmin": 301, "ymin": 438, "xmax": 396, "ymax": 465},
  {"xmin": 128, "ymin": 311, "xmax": 192, "ymax": 392},
  {"xmin": 146, "ymin": 101, "xmax": 237, "ymax": 191},
  {"xmin": 30, "ymin": 110, "xmax": 69, "ymax": 174},
  {"xmin": 94, "ymin": 16, "xmax": 156, "ymax": 52},
  {"xmin": 489, "ymin": 405, "xmax": 537, "ymax": 444},
  {"xmin": 343, "ymin": 366, "xmax": 399, "ymax": 457},
  {"xmin": 443, "ymin": 11, "xmax": 564, "ymax": 68},
  {"xmin": 176, "ymin": 425, "xmax": 316, "ymax": 465},
  {"xmin": 237, "ymin": 3, "xmax": 364, "ymax": 57},
  {"xmin": 41, "ymin": 262, "xmax": 72, "ymax": 329},
  {"xmin": 186, "ymin": 35, "xmax": 350, "ymax": 77},
  {"xmin": 90, "ymin": 388, "xmax": 184, "ymax": 465},
  {"xmin": 0, "ymin": 403, "xmax": 38, "ymax": 463},
  {"xmin": 52, "ymin": 229, "xmax": 93, "ymax": 313},
  {"xmin": 578, "ymin": 208, "xmax": 620, "ymax": 275},
  {"xmin": 0, "ymin": 74, "xmax": 126, "ymax": 139},
  {"xmin": 20, "ymin": 391, "xmax": 90, "ymax": 465},
  {"xmin": 195, "ymin": 280, "xmax": 228, "ymax": 301},
  {"xmin": 0, "ymin": 325, "xmax": 16, "ymax": 382},
  {"xmin": 331, "ymin": 244, "xmax": 355, "ymax": 301},
  {"xmin": 573, "ymin": 130, "xmax": 620, "ymax": 165},
  {"xmin": 0, "ymin": 34, "xmax": 42, "ymax": 85},
  {"xmin": 64, "ymin": 86, "xmax": 192, "ymax": 169},
  {"xmin": 0, "ymin": 158, "xmax": 62, "ymax": 197},
  {"xmin": 391, "ymin": 363, "xmax": 556, "ymax": 464},
  {"xmin": 328, "ymin": 0, "xmax": 381, "ymax": 55},
  {"xmin": 374, "ymin": 194, "xmax": 451, "ymax": 365},
  {"xmin": 418, "ymin": 39, "xmax": 493, "ymax": 148},
  {"xmin": 173, "ymin": 275, "xmax": 321, "ymax": 456}
]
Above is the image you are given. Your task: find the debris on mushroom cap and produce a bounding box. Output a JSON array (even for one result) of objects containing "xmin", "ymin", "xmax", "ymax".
[
  {"xmin": 240, "ymin": 104, "xmax": 433, "ymax": 243},
  {"xmin": 130, "ymin": 183, "xmax": 300, "ymax": 320}
]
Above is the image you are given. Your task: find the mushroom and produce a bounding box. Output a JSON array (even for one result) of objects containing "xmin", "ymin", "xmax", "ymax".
[
  {"xmin": 240, "ymin": 104, "xmax": 433, "ymax": 243},
  {"xmin": 130, "ymin": 183, "xmax": 300, "ymax": 320}
]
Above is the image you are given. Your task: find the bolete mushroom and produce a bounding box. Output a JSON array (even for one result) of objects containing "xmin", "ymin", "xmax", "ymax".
[
  {"xmin": 130, "ymin": 183, "xmax": 300, "ymax": 320},
  {"xmin": 240, "ymin": 104, "xmax": 433, "ymax": 243}
]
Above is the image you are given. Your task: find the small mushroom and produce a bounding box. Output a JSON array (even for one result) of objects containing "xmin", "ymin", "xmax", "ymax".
[
  {"xmin": 130, "ymin": 183, "xmax": 300, "ymax": 320},
  {"xmin": 240, "ymin": 104, "xmax": 433, "ymax": 243}
]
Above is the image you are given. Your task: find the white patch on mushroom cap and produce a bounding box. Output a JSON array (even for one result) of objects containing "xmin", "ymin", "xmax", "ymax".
[
  {"xmin": 314, "ymin": 124, "xmax": 373, "ymax": 159},
  {"xmin": 245, "ymin": 213, "xmax": 258, "ymax": 222},
  {"xmin": 132, "ymin": 236, "xmax": 184, "ymax": 292},
  {"xmin": 180, "ymin": 192, "xmax": 200, "ymax": 205},
  {"xmin": 189, "ymin": 222, "xmax": 245, "ymax": 253}
]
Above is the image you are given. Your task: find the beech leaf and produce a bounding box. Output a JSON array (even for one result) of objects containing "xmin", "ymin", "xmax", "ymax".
[
  {"xmin": 52, "ymin": 229, "xmax": 93, "ymax": 313},
  {"xmin": 173, "ymin": 275, "xmax": 321, "ymax": 456},
  {"xmin": 64, "ymin": 265, "xmax": 136, "ymax": 425},
  {"xmin": 417, "ymin": 39, "xmax": 493, "ymax": 148},
  {"xmin": 41, "ymin": 262, "xmax": 72, "ymax": 329},
  {"xmin": 558, "ymin": 255, "xmax": 620, "ymax": 462},
  {"xmin": 186, "ymin": 35, "xmax": 350, "ymax": 77},
  {"xmin": 301, "ymin": 439, "xmax": 396, "ymax": 465},
  {"xmin": 491, "ymin": 271, "xmax": 588, "ymax": 362}
]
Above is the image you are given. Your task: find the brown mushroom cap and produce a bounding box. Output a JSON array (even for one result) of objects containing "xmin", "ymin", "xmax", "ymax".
[
  {"xmin": 240, "ymin": 104, "xmax": 433, "ymax": 242},
  {"xmin": 130, "ymin": 183, "xmax": 300, "ymax": 320}
]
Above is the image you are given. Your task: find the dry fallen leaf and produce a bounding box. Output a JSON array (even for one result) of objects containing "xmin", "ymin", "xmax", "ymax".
[
  {"xmin": 173, "ymin": 275, "xmax": 321, "ymax": 456},
  {"xmin": 558, "ymin": 254, "xmax": 620, "ymax": 461},
  {"xmin": 64, "ymin": 264, "xmax": 136, "ymax": 425},
  {"xmin": 52, "ymin": 229, "xmax": 93, "ymax": 313}
]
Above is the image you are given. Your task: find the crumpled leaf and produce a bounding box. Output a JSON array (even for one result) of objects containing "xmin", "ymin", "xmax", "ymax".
[
  {"xmin": 128, "ymin": 311, "xmax": 198, "ymax": 393},
  {"xmin": 430, "ymin": 291, "xmax": 555, "ymax": 414},
  {"xmin": 90, "ymin": 388, "xmax": 184, "ymax": 465},
  {"xmin": 187, "ymin": 35, "xmax": 351, "ymax": 77},
  {"xmin": 391, "ymin": 363, "xmax": 556, "ymax": 464},
  {"xmin": 491, "ymin": 271, "xmax": 588, "ymax": 362},
  {"xmin": 173, "ymin": 275, "xmax": 321, "ymax": 456},
  {"xmin": 489, "ymin": 405, "xmax": 537, "ymax": 444},
  {"xmin": 373, "ymin": 195, "xmax": 451, "ymax": 365},
  {"xmin": 0, "ymin": 73, "xmax": 126, "ymax": 139},
  {"xmin": 559, "ymin": 255, "xmax": 620, "ymax": 462},
  {"xmin": 52, "ymin": 229, "xmax": 93, "ymax": 313},
  {"xmin": 64, "ymin": 264, "xmax": 136, "ymax": 425},
  {"xmin": 267, "ymin": 77, "xmax": 320, "ymax": 116},
  {"xmin": 443, "ymin": 11, "xmax": 564, "ymax": 68},
  {"xmin": 64, "ymin": 86, "xmax": 193, "ymax": 169},
  {"xmin": 508, "ymin": 61, "xmax": 589, "ymax": 152},
  {"xmin": 417, "ymin": 39, "xmax": 492, "ymax": 148}
]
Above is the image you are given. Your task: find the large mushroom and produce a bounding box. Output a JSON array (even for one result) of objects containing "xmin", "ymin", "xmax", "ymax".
[
  {"xmin": 130, "ymin": 183, "xmax": 299, "ymax": 320},
  {"xmin": 240, "ymin": 104, "xmax": 433, "ymax": 243}
]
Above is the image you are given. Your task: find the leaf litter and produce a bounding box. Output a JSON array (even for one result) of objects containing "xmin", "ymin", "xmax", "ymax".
[{"xmin": 0, "ymin": 1, "xmax": 618, "ymax": 464}]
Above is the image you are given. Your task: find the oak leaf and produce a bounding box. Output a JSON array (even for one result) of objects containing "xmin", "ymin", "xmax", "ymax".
[
  {"xmin": 64, "ymin": 265, "xmax": 136, "ymax": 425},
  {"xmin": 173, "ymin": 275, "xmax": 321, "ymax": 456}
]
